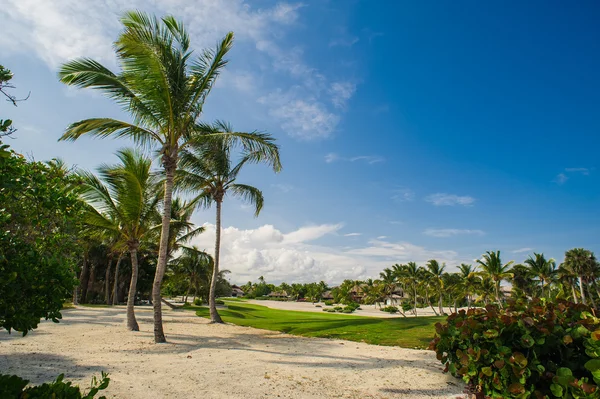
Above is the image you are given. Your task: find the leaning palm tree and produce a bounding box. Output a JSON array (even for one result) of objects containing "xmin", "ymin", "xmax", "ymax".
[
  {"xmin": 58, "ymin": 12, "xmax": 280, "ymax": 342},
  {"xmin": 79, "ymin": 149, "xmax": 160, "ymax": 330},
  {"xmin": 426, "ymin": 260, "xmax": 446, "ymax": 315},
  {"xmin": 563, "ymin": 248, "xmax": 597, "ymax": 306},
  {"xmin": 400, "ymin": 262, "xmax": 421, "ymax": 316},
  {"xmin": 178, "ymin": 134, "xmax": 280, "ymax": 323},
  {"xmin": 524, "ymin": 253, "xmax": 557, "ymax": 298},
  {"xmin": 477, "ymin": 251, "xmax": 514, "ymax": 305}
]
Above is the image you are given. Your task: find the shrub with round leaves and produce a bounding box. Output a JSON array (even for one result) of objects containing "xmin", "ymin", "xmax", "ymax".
[{"xmin": 429, "ymin": 299, "xmax": 600, "ymax": 398}]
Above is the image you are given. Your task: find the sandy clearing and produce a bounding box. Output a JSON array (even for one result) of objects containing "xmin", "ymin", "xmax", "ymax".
[
  {"xmin": 0, "ymin": 306, "xmax": 464, "ymax": 399},
  {"xmin": 244, "ymin": 300, "xmax": 458, "ymax": 318}
]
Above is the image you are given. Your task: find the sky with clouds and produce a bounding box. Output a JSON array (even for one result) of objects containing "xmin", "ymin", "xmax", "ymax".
[{"xmin": 2, "ymin": 1, "xmax": 599, "ymax": 284}]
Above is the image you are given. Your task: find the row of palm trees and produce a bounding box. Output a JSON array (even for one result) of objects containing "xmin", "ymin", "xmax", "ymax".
[
  {"xmin": 61, "ymin": 11, "xmax": 280, "ymax": 342},
  {"xmin": 263, "ymin": 249, "xmax": 598, "ymax": 317}
]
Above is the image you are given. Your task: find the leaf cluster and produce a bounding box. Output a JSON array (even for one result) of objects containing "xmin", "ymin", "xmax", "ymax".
[{"xmin": 0, "ymin": 372, "xmax": 109, "ymax": 398}]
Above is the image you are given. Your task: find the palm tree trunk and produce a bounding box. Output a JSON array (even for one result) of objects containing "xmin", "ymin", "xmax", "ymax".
[
  {"xmin": 571, "ymin": 283, "xmax": 579, "ymax": 304},
  {"xmin": 152, "ymin": 162, "xmax": 176, "ymax": 343},
  {"xmin": 112, "ymin": 254, "xmax": 122, "ymax": 305},
  {"xmin": 579, "ymin": 276, "xmax": 587, "ymax": 305},
  {"xmin": 105, "ymin": 256, "xmax": 113, "ymax": 305},
  {"xmin": 426, "ymin": 288, "xmax": 439, "ymax": 316},
  {"xmin": 127, "ymin": 248, "xmax": 140, "ymax": 331},
  {"xmin": 588, "ymin": 283, "xmax": 596, "ymax": 309},
  {"xmin": 413, "ymin": 286, "xmax": 418, "ymax": 316},
  {"xmin": 86, "ymin": 262, "xmax": 96, "ymax": 303},
  {"xmin": 438, "ymin": 288, "xmax": 443, "ymax": 315},
  {"xmin": 79, "ymin": 254, "xmax": 89, "ymax": 304},
  {"xmin": 494, "ymin": 282, "xmax": 500, "ymax": 304},
  {"xmin": 209, "ymin": 200, "xmax": 224, "ymax": 323}
]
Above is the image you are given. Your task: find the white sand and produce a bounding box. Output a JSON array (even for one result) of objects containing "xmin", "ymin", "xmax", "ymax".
[
  {"xmin": 0, "ymin": 307, "xmax": 465, "ymax": 399},
  {"xmin": 246, "ymin": 300, "xmax": 455, "ymax": 318}
]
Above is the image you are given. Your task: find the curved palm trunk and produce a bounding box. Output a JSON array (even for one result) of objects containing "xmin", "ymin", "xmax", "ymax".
[
  {"xmin": 112, "ymin": 254, "xmax": 123, "ymax": 305},
  {"xmin": 588, "ymin": 284, "xmax": 596, "ymax": 308},
  {"xmin": 571, "ymin": 282, "xmax": 579, "ymax": 304},
  {"xmin": 152, "ymin": 163, "xmax": 176, "ymax": 343},
  {"xmin": 127, "ymin": 248, "xmax": 140, "ymax": 331},
  {"xmin": 105, "ymin": 256, "xmax": 113, "ymax": 305},
  {"xmin": 86, "ymin": 263, "xmax": 96, "ymax": 303},
  {"xmin": 413, "ymin": 286, "xmax": 418, "ymax": 316},
  {"xmin": 579, "ymin": 276, "xmax": 587, "ymax": 305},
  {"xmin": 209, "ymin": 200, "xmax": 224, "ymax": 323},
  {"xmin": 438, "ymin": 287, "xmax": 443, "ymax": 315},
  {"xmin": 426, "ymin": 287, "xmax": 439, "ymax": 316}
]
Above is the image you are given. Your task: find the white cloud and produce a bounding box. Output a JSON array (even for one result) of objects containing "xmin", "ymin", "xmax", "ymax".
[
  {"xmin": 324, "ymin": 153, "xmax": 384, "ymax": 164},
  {"xmin": 425, "ymin": 193, "xmax": 476, "ymax": 206},
  {"xmin": 512, "ymin": 247, "xmax": 533, "ymax": 254},
  {"xmin": 329, "ymin": 37, "xmax": 359, "ymax": 47},
  {"xmin": 389, "ymin": 220, "xmax": 403, "ymax": 225},
  {"xmin": 377, "ymin": 236, "xmax": 387, "ymax": 239},
  {"xmin": 190, "ymin": 223, "xmax": 465, "ymax": 284},
  {"xmin": 565, "ymin": 168, "xmax": 590, "ymax": 175},
  {"xmin": 329, "ymin": 82, "xmax": 356, "ymax": 109},
  {"xmin": 392, "ymin": 188, "xmax": 415, "ymax": 202},
  {"xmin": 271, "ymin": 183, "xmax": 294, "ymax": 193},
  {"xmin": 554, "ymin": 173, "xmax": 568, "ymax": 185},
  {"xmin": 423, "ymin": 228, "xmax": 485, "ymax": 238},
  {"xmin": 344, "ymin": 233, "xmax": 362, "ymax": 237},
  {"xmin": 2, "ymin": 0, "xmax": 354, "ymax": 140}
]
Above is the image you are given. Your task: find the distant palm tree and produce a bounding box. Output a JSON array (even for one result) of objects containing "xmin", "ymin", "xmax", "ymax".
[
  {"xmin": 172, "ymin": 246, "xmax": 213, "ymax": 303},
  {"xmin": 524, "ymin": 253, "xmax": 557, "ymax": 298},
  {"xmin": 178, "ymin": 134, "xmax": 280, "ymax": 323},
  {"xmin": 79, "ymin": 149, "xmax": 160, "ymax": 330},
  {"xmin": 563, "ymin": 248, "xmax": 597, "ymax": 305},
  {"xmin": 458, "ymin": 264, "xmax": 479, "ymax": 309},
  {"xmin": 426, "ymin": 260, "xmax": 446, "ymax": 315},
  {"xmin": 58, "ymin": 11, "xmax": 279, "ymax": 343},
  {"xmin": 401, "ymin": 262, "xmax": 421, "ymax": 316},
  {"xmin": 477, "ymin": 251, "xmax": 514, "ymax": 305},
  {"xmin": 558, "ymin": 262, "xmax": 580, "ymax": 303}
]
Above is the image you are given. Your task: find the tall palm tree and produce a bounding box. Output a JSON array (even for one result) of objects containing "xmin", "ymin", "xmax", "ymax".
[
  {"xmin": 558, "ymin": 262, "xmax": 580, "ymax": 303},
  {"xmin": 79, "ymin": 149, "xmax": 160, "ymax": 330},
  {"xmin": 476, "ymin": 251, "xmax": 514, "ymax": 305},
  {"xmin": 58, "ymin": 11, "xmax": 279, "ymax": 343},
  {"xmin": 524, "ymin": 253, "xmax": 557, "ymax": 298},
  {"xmin": 400, "ymin": 262, "xmax": 421, "ymax": 316},
  {"xmin": 178, "ymin": 135, "xmax": 280, "ymax": 323},
  {"xmin": 426, "ymin": 260, "xmax": 446, "ymax": 315},
  {"xmin": 563, "ymin": 248, "xmax": 597, "ymax": 306},
  {"xmin": 457, "ymin": 264, "xmax": 479, "ymax": 309},
  {"xmin": 171, "ymin": 246, "xmax": 213, "ymax": 303}
]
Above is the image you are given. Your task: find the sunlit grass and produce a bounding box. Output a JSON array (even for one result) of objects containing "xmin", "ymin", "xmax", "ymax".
[{"xmin": 194, "ymin": 301, "xmax": 442, "ymax": 348}]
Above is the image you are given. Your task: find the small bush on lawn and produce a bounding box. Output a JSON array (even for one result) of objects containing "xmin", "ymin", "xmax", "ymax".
[
  {"xmin": 315, "ymin": 305, "xmax": 322, "ymax": 308},
  {"xmin": 324, "ymin": 300, "xmax": 334, "ymax": 306},
  {"xmin": 343, "ymin": 306, "xmax": 356, "ymax": 313},
  {"xmin": 381, "ymin": 306, "xmax": 399, "ymax": 313},
  {"xmin": 333, "ymin": 306, "xmax": 343, "ymax": 311},
  {"xmin": 193, "ymin": 298, "xmax": 202, "ymax": 306},
  {"xmin": 430, "ymin": 299, "xmax": 600, "ymax": 398},
  {"xmin": 216, "ymin": 300, "xmax": 225, "ymax": 305},
  {"xmin": 0, "ymin": 372, "xmax": 109, "ymax": 399},
  {"xmin": 345, "ymin": 302, "xmax": 360, "ymax": 311},
  {"xmin": 342, "ymin": 309, "xmax": 353, "ymax": 314},
  {"xmin": 402, "ymin": 302, "xmax": 413, "ymax": 312}
]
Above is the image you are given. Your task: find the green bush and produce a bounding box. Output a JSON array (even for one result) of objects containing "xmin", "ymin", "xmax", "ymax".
[
  {"xmin": 381, "ymin": 306, "xmax": 399, "ymax": 313},
  {"xmin": 0, "ymin": 372, "xmax": 109, "ymax": 399},
  {"xmin": 315, "ymin": 304, "xmax": 322, "ymax": 308},
  {"xmin": 324, "ymin": 300, "xmax": 334, "ymax": 306},
  {"xmin": 430, "ymin": 299, "xmax": 600, "ymax": 398},
  {"xmin": 402, "ymin": 302, "xmax": 413, "ymax": 312},
  {"xmin": 333, "ymin": 306, "xmax": 343, "ymax": 311},
  {"xmin": 345, "ymin": 302, "xmax": 360, "ymax": 311},
  {"xmin": 216, "ymin": 300, "xmax": 224, "ymax": 305},
  {"xmin": 193, "ymin": 298, "xmax": 202, "ymax": 306},
  {"xmin": 342, "ymin": 309, "xmax": 353, "ymax": 314}
]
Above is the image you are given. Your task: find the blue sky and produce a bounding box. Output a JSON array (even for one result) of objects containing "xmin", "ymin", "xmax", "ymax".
[{"xmin": 2, "ymin": 1, "xmax": 599, "ymax": 284}]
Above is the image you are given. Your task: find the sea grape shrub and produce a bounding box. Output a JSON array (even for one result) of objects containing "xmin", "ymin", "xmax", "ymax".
[
  {"xmin": 430, "ymin": 299, "xmax": 600, "ymax": 398},
  {"xmin": 381, "ymin": 306, "xmax": 399, "ymax": 314},
  {"xmin": 0, "ymin": 372, "xmax": 109, "ymax": 399}
]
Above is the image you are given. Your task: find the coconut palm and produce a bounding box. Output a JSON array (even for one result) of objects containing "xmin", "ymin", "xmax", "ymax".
[
  {"xmin": 563, "ymin": 248, "xmax": 597, "ymax": 305},
  {"xmin": 426, "ymin": 260, "xmax": 446, "ymax": 315},
  {"xmin": 457, "ymin": 264, "xmax": 479, "ymax": 309},
  {"xmin": 558, "ymin": 262, "xmax": 580, "ymax": 303},
  {"xmin": 476, "ymin": 251, "xmax": 514, "ymax": 305},
  {"xmin": 177, "ymin": 135, "xmax": 280, "ymax": 322},
  {"xmin": 78, "ymin": 149, "xmax": 160, "ymax": 330},
  {"xmin": 172, "ymin": 246, "xmax": 213, "ymax": 303},
  {"xmin": 58, "ymin": 11, "xmax": 280, "ymax": 343},
  {"xmin": 524, "ymin": 253, "xmax": 557, "ymax": 298},
  {"xmin": 400, "ymin": 262, "xmax": 421, "ymax": 316}
]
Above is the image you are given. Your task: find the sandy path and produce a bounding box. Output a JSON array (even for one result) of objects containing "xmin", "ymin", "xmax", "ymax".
[
  {"xmin": 0, "ymin": 307, "xmax": 464, "ymax": 399},
  {"xmin": 245, "ymin": 300, "xmax": 453, "ymax": 318}
]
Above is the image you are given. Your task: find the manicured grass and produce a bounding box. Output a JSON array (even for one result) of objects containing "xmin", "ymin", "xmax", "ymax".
[
  {"xmin": 194, "ymin": 302, "xmax": 443, "ymax": 348},
  {"xmin": 78, "ymin": 303, "xmax": 111, "ymax": 308}
]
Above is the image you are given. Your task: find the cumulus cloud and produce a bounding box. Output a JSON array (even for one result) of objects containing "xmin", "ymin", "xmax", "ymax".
[
  {"xmin": 423, "ymin": 228, "xmax": 485, "ymax": 238},
  {"xmin": 2, "ymin": 0, "xmax": 354, "ymax": 140},
  {"xmin": 190, "ymin": 223, "xmax": 465, "ymax": 284},
  {"xmin": 344, "ymin": 233, "xmax": 362, "ymax": 237},
  {"xmin": 425, "ymin": 193, "xmax": 475, "ymax": 206}
]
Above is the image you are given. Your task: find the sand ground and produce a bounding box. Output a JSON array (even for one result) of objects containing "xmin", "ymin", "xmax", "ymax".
[{"xmin": 0, "ymin": 306, "xmax": 465, "ymax": 399}]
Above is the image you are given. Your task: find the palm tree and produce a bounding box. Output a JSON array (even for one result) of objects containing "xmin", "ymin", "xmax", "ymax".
[
  {"xmin": 477, "ymin": 251, "xmax": 514, "ymax": 305},
  {"xmin": 400, "ymin": 262, "xmax": 421, "ymax": 316},
  {"xmin": 78, "ymin": 149, "xmax": 159, "ymax": 330},
  {"xmin": 563, "ymin": 248, "xmax": 597, "ymax": 306},
  {"xmin": 177, "ymin": 134, "xmax": 280, "ymax": 323},
  {"xmin": 457, "ymin": 264, "xmax": 479, "ymax": 309},
  {"xmin": 558, "ymin": 262, "xmax": 580, "ymax": 303},
  {"xmin": 426, "ymin": 260, "xmax": 446, "ymax": 315},
  {"xmin": 58, "ymin": 11, "xmax": 280, "ymax": 343},
  {"xmin": 172, "ymin": 246, "xmax": 213, "ymax": 303},
  {"xmin": 524, "ymin": 253, "xmax": 557, "ymax": 298}
]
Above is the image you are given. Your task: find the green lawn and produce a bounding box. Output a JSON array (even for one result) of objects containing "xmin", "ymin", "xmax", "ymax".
[{"xmin": 194, "ymin": 302, "xmax": 442, "ymax": 349}]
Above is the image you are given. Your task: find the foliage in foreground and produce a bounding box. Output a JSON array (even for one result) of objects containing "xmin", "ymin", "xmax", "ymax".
[
  {"xmin": 430, "ymin": 299, "xmax": 600, "ymax": 398},
  {"xmin": 0, "ymin": 145, "xmax": 81, "ymax": 334},
  {"xmin": 0, "ymin": 372, "xmax": 109, "ymax": 399},
  {"xmin": 196, "ymin": 301, "xmax": 441, "ymax": 348}
]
